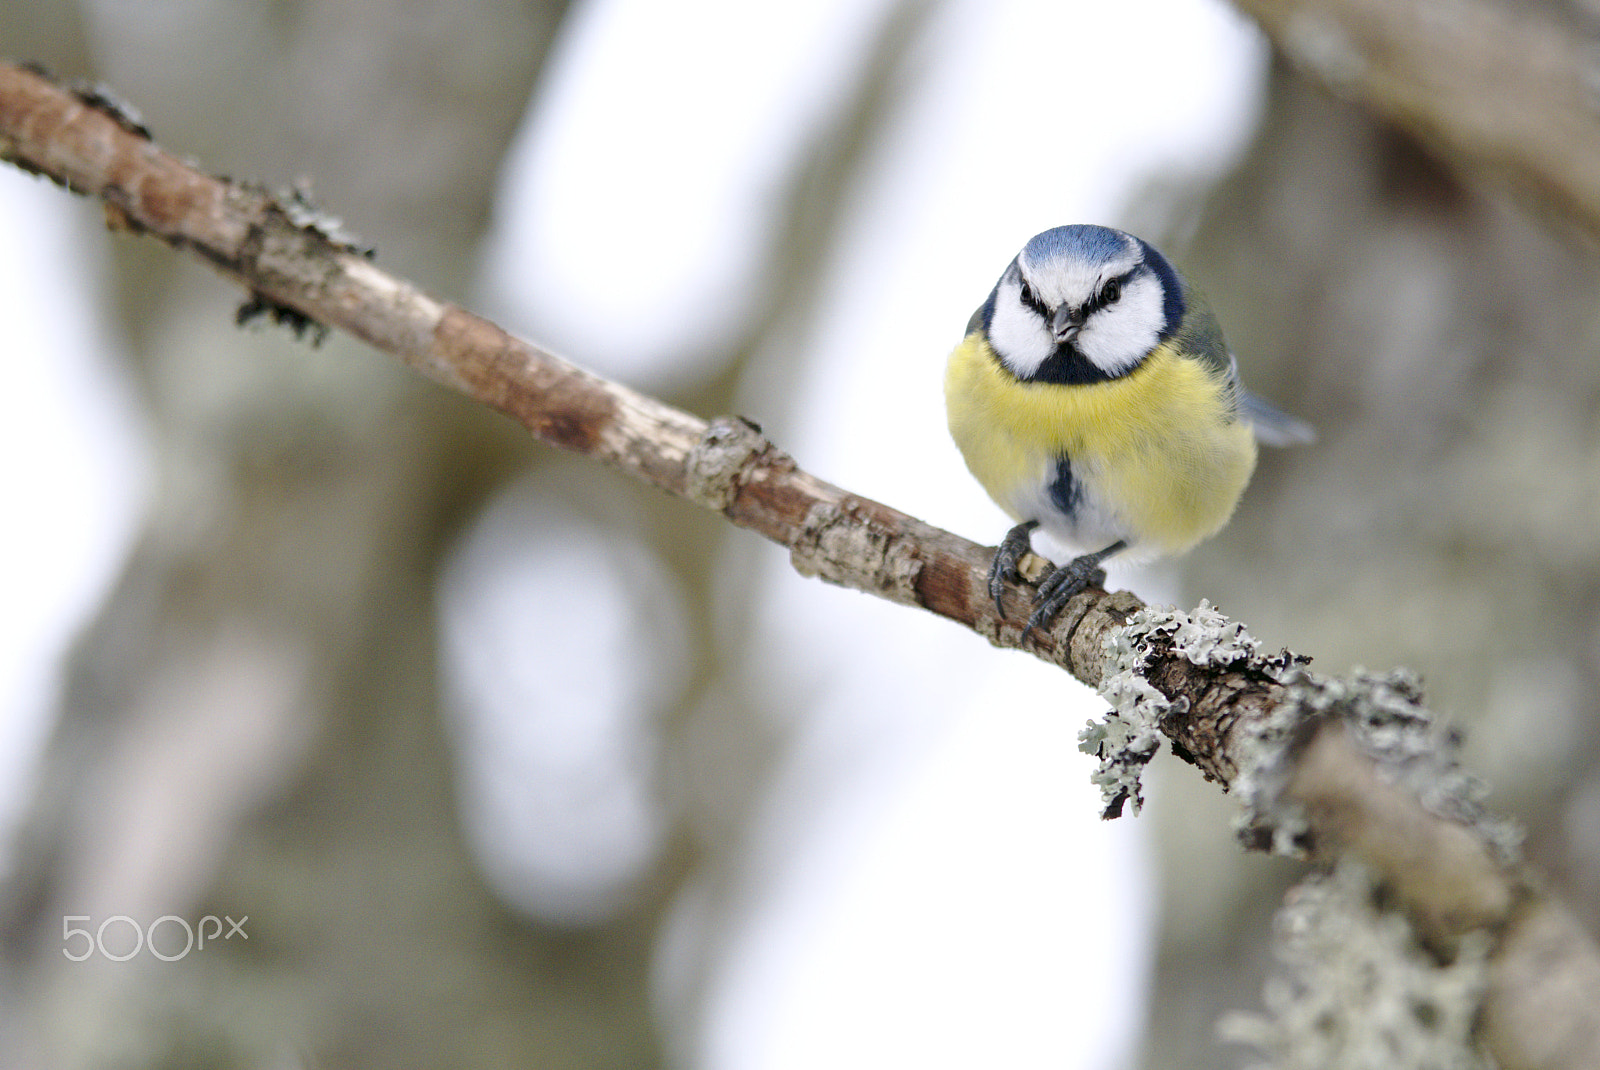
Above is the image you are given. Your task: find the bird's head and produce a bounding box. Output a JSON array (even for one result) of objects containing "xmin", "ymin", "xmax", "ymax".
[{"xmin": 983, "ymin": 224, "xmax": 1185, "ymax": 384}]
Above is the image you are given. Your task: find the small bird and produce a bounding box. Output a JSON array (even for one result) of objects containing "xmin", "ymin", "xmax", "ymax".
[{"xmin": 945, "ymin": 224, "xmax": 1312, "ymax": 638}]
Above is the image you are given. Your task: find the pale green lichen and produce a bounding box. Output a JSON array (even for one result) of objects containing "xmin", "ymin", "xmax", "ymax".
[
  {"xmin": 1090, "ymin": 607, "xmax": 1517, "ymax": 1067},
  {"xmin": 1219, "ymin": 861, "xmax": 1494, "ymax": 1070},
  {"xmin": 1086, "ymin": 599, "xmax": 1521, "ymax": 867},
  {"xmin": 1227, "ymin": 672, "xmax": 1318, "ymax": 858},
  {"xmin": 1084, "ymin": 606, "xmax": 1176, "ymax": 817},
  {"xmin": 1168, "ymin": 598, "xmax": 1261, "ymax": 666},
  {"xmin": 1078, "ymin": 674, "xmax": 1164, "ymax": 818},
  {"xmin": 1085, "ymin": 600, "xmax": 1264, "ymax": 818},
  {"xmin": 1232, "ymin": 667, "xmax": 1524, "ymax": 862}
]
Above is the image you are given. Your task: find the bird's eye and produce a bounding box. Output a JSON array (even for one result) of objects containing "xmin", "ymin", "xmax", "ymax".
[
  {"xmin": 1019, "ymin": 280, "xmax": 1036, "ymax": 308},
  {"xmin": 1101, "ymin": 280, "xmax": 1121, "ymax": 305}
]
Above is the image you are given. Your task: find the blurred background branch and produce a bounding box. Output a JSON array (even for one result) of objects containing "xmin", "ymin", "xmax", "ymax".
[{"xmin": 1234, "ymin": 0, "xmax": 1600, "ymax": 237}]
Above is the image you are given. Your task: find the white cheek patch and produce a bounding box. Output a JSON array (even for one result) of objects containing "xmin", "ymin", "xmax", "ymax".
[
  {"xmin": 1077, "ymin": 271, "xmax": 1164, "ymax": 376},
  {"xmin": 986, "ymin": 280, "xmax": 1054, "ymax": 378}
]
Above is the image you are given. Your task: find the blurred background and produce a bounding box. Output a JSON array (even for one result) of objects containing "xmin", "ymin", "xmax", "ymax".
[{"xmin": 2, "ymin": 0, "xmax": 1598, "ymax": 1067}]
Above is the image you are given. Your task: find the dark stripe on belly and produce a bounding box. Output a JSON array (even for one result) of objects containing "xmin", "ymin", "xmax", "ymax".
[{"xmin": 1047, "ymin": 455, "xmax": 1081, "ymax": 520}]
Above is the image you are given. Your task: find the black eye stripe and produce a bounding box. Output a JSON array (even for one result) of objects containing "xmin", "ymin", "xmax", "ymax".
[
  {"xmin": 1017, "ymin": 266, "xmax": 1138, "ymax": 322},
  {"xmin": 1018, "ymin": 278, "xmax": 1049, "ymax": 316},
  {"xmin": 1087, "ymin": 269, "xmax": 1137, "ymax": 315}
]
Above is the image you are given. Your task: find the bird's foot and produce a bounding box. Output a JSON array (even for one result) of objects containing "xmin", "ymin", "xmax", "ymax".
[
  {"xmin": 988, "ymin": 520, "xmax": 1040, "ymax": 618},
  {"xmin": 1019, "ymin": 540, "xmax": 1127, "ymax": 643}
]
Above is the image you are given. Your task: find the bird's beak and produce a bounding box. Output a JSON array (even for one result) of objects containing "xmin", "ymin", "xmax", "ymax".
[{"xmin": 1050, "ymin": 305, "xmax": 1084, "ymax": 343}]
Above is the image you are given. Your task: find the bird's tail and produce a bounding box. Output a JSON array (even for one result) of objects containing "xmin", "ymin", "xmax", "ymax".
[{"xmin": 1240, "ymin": 390, "xmax": 1316, "ymax": 447}]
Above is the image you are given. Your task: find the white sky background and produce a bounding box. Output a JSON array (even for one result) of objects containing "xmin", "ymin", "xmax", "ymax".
[
  {"xmin": 472, "ymin": 0, "xmax": 1270, "ymax": 1068},
  {"xmin": 0, "ymin": 171, "xmax": 147, "ymax": 874},
  {"xmin": 0, "ymin": 0, "xmax": 1268, "ymax": 1064}
]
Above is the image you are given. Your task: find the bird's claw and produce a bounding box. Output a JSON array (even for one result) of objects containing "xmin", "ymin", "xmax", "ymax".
[
  {"xmin": 988, "ymin": 520, "xmax": 1040, "ymax": 619},
  {"xmin": 1018, "ymin": 557, "xmax": 1107, "ymax": 643},
  {"xmin": 989, "ymin": 527, "xmax": 1124, "ymax": 642}
]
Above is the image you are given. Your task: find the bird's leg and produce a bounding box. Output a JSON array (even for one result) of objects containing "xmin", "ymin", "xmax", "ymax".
[
  {"xmin": 1021, "ymin": 540, "xmax": 1127, "ymax": 642},
  {"xmin": 988, "ymin": 520, "xmax": 1040, "ymax": 618}
]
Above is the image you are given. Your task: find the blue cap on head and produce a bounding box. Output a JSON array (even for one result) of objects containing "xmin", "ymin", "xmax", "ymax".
[{"xmin": 1021, "ymin": 224, "xmax": 1131, "ymax": 267}]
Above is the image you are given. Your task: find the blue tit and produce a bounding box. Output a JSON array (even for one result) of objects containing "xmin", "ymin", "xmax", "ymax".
[{"xmin": 945, "ymin": 224, "xmax": 1312, "ymax": 637}]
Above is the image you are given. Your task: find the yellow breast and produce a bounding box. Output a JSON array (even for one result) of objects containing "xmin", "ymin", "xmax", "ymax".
[{"xmin": 944, "ymin": 333, "xmax": 1257, "ymax": 556}]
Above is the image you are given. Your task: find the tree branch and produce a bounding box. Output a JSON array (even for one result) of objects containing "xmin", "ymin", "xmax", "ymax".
[
  {"xmin": 5, "ymin": 60, "xmax": 1599, "ymax": 1068},
  {"xmin": 0, "ymin": 61, "xmax": 1148, "ymax": 678}
]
